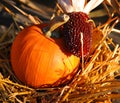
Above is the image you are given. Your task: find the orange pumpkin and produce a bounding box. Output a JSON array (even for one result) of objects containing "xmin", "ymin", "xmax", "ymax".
[{"xmin": 11, "ymin": 24, "xmax": 80, "ymax": 88}]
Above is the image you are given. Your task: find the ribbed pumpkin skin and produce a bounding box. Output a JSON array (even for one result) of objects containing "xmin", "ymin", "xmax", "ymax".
[{"xmin": 11, "ymin": 24, "xmax": 80, "ymax": 88}]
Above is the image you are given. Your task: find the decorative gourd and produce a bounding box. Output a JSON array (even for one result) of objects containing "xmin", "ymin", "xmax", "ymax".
[
  {"xmin": 11, "ymin": 0, "xmax": 104, "ymax": 88},
  {"xmin": 10, "ymin": 15, "xmax": 80, "ymax": 88}
]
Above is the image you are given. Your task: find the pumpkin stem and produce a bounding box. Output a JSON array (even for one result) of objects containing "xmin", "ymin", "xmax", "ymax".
[{"xmin": 43, "ymin": 14, "xmax": 70, "ymax": 37}]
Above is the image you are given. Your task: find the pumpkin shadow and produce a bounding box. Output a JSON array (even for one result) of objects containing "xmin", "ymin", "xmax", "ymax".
[
  {"xmin": 54, "ymin": 37, "xmax": 73, "ymax": 57},
  {"xmin": 37, "ymin": 24, "xmax": 72, "ymax": 57}
]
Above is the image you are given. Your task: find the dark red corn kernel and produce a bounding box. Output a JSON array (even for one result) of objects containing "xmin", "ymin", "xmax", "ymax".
[{"xmin": 63, "ymin": 12, "xmax": 94, "ymax": 57}]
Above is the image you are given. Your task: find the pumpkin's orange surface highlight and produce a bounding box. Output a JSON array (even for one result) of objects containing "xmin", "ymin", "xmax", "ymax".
[{"xmin": 11, "ymin": 24, "xmax": 80, "ymax": 88}]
